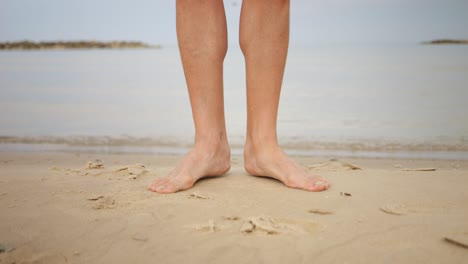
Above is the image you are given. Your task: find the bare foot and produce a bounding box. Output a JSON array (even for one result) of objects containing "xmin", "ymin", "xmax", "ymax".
[
  {"xmin": 244, "ymin": 142, "xmax": 329, "ymax": 192},
  {"xmin": 148, "ymin": 142, "xmax": 231, "ymax": 194}
]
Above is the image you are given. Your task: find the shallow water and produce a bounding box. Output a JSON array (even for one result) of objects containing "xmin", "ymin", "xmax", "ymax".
[{"xmin": 1, "ymin": 43, "xmax": 467, "ymax": 157}]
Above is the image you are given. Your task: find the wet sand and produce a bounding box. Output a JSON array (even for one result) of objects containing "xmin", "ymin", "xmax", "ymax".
[{"xmin": 1, "ymin": 152, "xmax": 468, "ymax": 263}]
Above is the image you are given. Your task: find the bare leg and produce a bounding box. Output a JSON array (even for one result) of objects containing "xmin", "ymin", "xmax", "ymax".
[
  {"xmin": 148, "ymin": 0, "xmax": 230, "ymax": 193},
  {"xmin": 240, "ymin": 0, "xmax": 329, "ymax": 191}
]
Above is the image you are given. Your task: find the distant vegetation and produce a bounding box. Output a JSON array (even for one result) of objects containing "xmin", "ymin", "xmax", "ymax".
[
  {"xmin": 422, "ymin": 39, "xmax": 468, "ymax": 45},
  {"xmin": 0, "ymin": 40, "xmax": 161, "ymax": 50}
]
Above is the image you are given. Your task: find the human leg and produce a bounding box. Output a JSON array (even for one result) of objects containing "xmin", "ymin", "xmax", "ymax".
[
  {"xmin": 148, "ymin": 0, "xmax": 230, "ymax": 193},
  {"xmin": 239, "ymin": 0, "xmax": 329, "ymax": 191}
]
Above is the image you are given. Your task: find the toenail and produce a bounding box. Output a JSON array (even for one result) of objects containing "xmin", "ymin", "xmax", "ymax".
[
  {"xmin": 315, "ymin": 181, "xmax": 324, "ymax": 186},
  {"xmin": 156, "ymin": 185, "xmax": 166, "ymax": 190}
]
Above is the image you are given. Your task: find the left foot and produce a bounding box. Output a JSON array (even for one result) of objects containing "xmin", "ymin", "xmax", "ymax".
[{"xmin": 244, "ymin": 142, "xmax": 329, "ymax": 192}]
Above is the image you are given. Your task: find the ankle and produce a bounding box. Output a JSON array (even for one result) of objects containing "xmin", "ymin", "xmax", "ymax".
[
  {"xmin": 193, "ymin": 136, "xmax": 230, "ymax": 159},
  {"xmin": 194, "ymin": 131, "xmax": 228, "ymax": 147},
  {"xmin": 245, "ymin": 135, "xmax": 279, "ymax": 154}
]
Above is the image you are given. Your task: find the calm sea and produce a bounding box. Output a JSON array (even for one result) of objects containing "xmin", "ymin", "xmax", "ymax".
[{"xmin": 1, "ymin": 43, "xmax": 467, "ymax": 158}]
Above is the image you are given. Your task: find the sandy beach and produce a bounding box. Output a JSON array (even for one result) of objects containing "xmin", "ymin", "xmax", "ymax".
[{"xmin": 1, "ymin": 151, "xmax": 467, "ymax": 263}]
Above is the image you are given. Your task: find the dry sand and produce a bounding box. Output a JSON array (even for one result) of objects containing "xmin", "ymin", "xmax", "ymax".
[{"xmin": 1, "ymin": 152, "xmax": 468, "ymax": 263}]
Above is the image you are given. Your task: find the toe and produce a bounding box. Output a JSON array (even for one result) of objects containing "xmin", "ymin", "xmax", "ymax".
[
  {"xmin": 153, "ymin": 185, "xmax": 170, "ymax": 193},
  {"xmin": 161, "ymin": 177, "xmax": 194, "ymax": 193},
  {"xmin": 152, "ymin": 177, "xmax": 183, "ymax": 193},
  {"xmin": 148, "ymin": 182, "xmax": 157, "ymax": 191},
  {"xmin": 154, "ymin": 181, "xmax": 178, "ymax": 194},
  {"xmin": 148, "ymin": 178, "xmax": 168, "ymax": 192},
  {"xmin": 306, "ymin": 177, "xmax": 329, "ymax": 192},
  {"xmin": 148, "ymin": 175, "xmax": 196, "ymax": 194}
]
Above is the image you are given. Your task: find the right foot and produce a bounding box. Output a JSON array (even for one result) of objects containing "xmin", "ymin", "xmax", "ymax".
[
  {"xmin": 244, "ymin": 142, "xmax": 329, "ymax": 192},
  {"xmin": 148, "ymin": 141, "xmax": 231, "ymax": 194}
]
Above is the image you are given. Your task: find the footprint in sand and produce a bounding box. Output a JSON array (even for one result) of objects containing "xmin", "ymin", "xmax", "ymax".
[{"xmin": 189, "ymin": 216, "xmax": 321, "ymax": 235}]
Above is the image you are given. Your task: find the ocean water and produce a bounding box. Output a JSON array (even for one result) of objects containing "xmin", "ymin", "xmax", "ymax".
[{"xmin": 1, "ymin": 43, "xmax": 468, "ymax": 157}]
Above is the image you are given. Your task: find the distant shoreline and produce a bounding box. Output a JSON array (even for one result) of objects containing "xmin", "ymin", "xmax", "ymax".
[
  {"xmin": 0, "ymin": 40, "xmax": 161, "ymax": 50},
  {"xmin": 1, "ymin": 135, "xmax": 467, "ymax": 153},
  {"xmin": 422, "ymin": 39, "xmax": 468, "ymax": 45}
]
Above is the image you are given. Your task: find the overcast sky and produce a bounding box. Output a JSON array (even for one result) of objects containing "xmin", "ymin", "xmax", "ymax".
[{"xmin": 1, "ymin": 0, "xmax": 467, "ymax": 46}]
